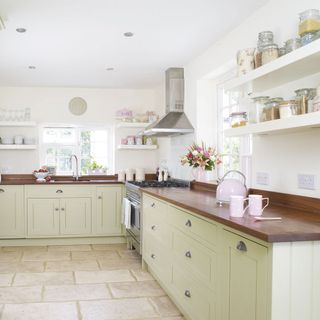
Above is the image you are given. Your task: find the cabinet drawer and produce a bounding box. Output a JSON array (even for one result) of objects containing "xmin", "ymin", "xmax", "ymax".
[
  {"xmin": 143, "ymin": 195, "xmax": 167, "ymax": 216},
  {"xmin": 172, "ymin": 229, "xmax": 216, "ymax": 289},
  {"xmin": 144, "ymin": 233, "xmax": 172, "ymax": 283},
  {"xmin": 171, "ymin": 264, "xmax": 214, "ymax": 320},
  {"xmin": 168, "ymin": 206, "xmax": 217, "ymax": 248},
  {"xmin": 26, "ymin": 185, "xmax": 94, "ymax": 198}
]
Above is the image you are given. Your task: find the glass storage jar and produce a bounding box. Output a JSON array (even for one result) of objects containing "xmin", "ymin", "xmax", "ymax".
[
  {"xmin": 262, "ymin": 98, "xmax": 283, "ymax": 121},
  {"xmin": 261, "ymin": 44, "xmax": 279, "ymax": 65},
  {"xmin": 299, "ymin": 9, "xmax": 320, "ymax": 36},
  {"xmin": 312, "ymin": 86, "xmax": 320, "ymax": 112},
  {"xmin": 237, "ymin": 48, "xmax": 255, "ymax": 76},
  {"xmin": 251, "ymin": 96, "xmax": 269, "ymax": 123},
  {"xmin": 230, "ymin": 112, "xmax": 248, "ymax": 128},
  {"xmin": 285, "ymin": 38, "xmax": 301, "ymax": 53},
  {"xmin": 255, "ymin": 31, "xmax": 274, "ymax": 68},
  {"xmin": 295, "ymin": 88, "xmax": 317, "ymax": 114},
  {"xmin": 278, "ymin": 47, "xmax": 286, "ymax": 57},
  {"xmin": 279, "ymin": 100, "xmax": 299, "ymax": 119}
]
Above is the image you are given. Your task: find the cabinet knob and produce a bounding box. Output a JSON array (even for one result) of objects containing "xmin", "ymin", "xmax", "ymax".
[
  {"xmin": 55, "ymin": 208, "xmax": 59, "ymax": 211},
  {"xmin": 151, "ymin": 254, "xmax": 155, "ymax": 259},
  {"xmin": 151, "ymin": 203, "xmax": 155, "ymax": 208},
  {"xmin": 236, "ymin": 241, "xmax": 247, "ymax": 252},
  {"xmin": 185, "ymin": 251, "xmax": 192, "ymax": 258},
  {"xmin": 98, "ymin": 196, "xmax": 102, "ymax": 199},
  {"xmin": 0, "ymin": 189, "xmax": 4, "ymax": 193},
  {"xmin": 151, "ymin": 225, "xmax": 156, "ymax": 230},
  {"xmin": 61, "ymin": 208, "xmax": 65, "ymax": 211},
  {"xmin": 184, "ymin": 290, "xmax": 191, "ymax": 298},
  {"xmin": 56, "ymin": 189, "xmax": 63, "ymax": 194},
  {"xmin": 185, "ymin": 219, "xmax": 192, "ymax": 227}
]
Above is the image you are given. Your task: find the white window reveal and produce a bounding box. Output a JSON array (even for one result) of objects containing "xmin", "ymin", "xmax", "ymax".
[{"xmin": 40, "ymin": 126, "xmax": 112, "ymax": 175}]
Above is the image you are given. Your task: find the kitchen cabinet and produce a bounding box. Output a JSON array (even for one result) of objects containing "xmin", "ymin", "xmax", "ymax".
[
  {"xmin": 60, "ymin": 198, "xmax": 91, "ymax": 235},
  {"xmin": 96, "ymin": 186, "xmax": 123, "ymax": 235},
  {"xmin": 0, "ymin": 185, "xmax": 25, "ymax": 238},
  {"xmin": 27, "ymin": 199, "xmax": 60, "ymax": 236},
  {"xmin": 142, "ymin": 193, "xmax": 320, "ymax": 320},
  {"xmin": 221, "ymin": 230, "xmax": 268, "ymax": 320}
]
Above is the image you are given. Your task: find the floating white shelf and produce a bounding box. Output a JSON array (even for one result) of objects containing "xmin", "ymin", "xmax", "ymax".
[
  {"xmin": 224, "ymin": 112, "xmax": 320, "ymax": 137},
  {"xmin": 224, "ymin": 38, "xmax": 320, "ymax": 93},
  {"xmin": 116, "ymin": 122, "xmax": 151, "ymax": 128},
  {"xmin": 0, "ymin": 121, "xmax": 36, "ymax": 127},
  {"xmin": 117, "ymin": 144, "xmax": 158, "ymax": 150},
  {"xmin": 0, "ymin": 144, "xmax": 37, "ymax": 150}
]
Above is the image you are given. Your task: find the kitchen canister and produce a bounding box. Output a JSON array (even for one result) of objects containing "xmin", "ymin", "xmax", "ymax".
[
  {"xmin": 237, "ymin": 48, "xmax": 255, "ymax": 76},
  {"xmin": 118, "ymin": 170, "xmax": 125, "ymax": 182},
  {"xmin": 135, "ymin": 168, "xmax": 145, "ymax": 182},
  {"xmin": 125, "ymin": 169, "xmax": 134, "ymax": 181},
  {"xmin": 14, "ymin": 135, "xmax": 24, "ymax": 145}
]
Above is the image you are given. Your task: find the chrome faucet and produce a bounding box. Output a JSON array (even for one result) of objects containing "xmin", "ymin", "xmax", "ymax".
[{"xmin": 70, "ymin": 154, "xmax": 80, "ymax": 181}]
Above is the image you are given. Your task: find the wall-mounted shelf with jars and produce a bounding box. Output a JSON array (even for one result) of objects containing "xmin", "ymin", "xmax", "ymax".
[
  {"xmin": 116, "ymin": 122, "xmax": 151, "ymax": 129},
  {"xmin": 225, "ymin": 38, "xmax": 320, "ymax": 93},
  {"xmin": 0, "ymin": 145, "xmax": 37, "ymax": 150},
  {"xmin": 117, "ymin": 145, "xmax": 157, "ymax": 150}
]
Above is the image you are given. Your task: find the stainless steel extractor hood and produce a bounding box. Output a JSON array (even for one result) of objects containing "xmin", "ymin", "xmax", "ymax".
[{"xmin": 142, "ymin": 68, "xmax": 194, "ymax": 137}]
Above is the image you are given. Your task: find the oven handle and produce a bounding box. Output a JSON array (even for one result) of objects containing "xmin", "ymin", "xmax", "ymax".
[{"xmin": 125, "ymin": 198, "xmax": 140, "ymax": 209}]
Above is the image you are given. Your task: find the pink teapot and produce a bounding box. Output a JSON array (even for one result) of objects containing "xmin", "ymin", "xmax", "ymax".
[{"xmin": 216, "ymin": 170, "xmax": 247, "ymax": 206}]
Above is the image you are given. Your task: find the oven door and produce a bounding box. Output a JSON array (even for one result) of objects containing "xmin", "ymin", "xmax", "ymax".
[{"xmin": 127, "ymin": 200, "xmax": 141, "ymax": 244}]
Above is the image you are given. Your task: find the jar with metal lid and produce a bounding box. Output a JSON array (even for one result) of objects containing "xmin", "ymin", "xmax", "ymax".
[
  {"xmin": 261, "ymin": 44, "xmax": 279, "ymax": 65},
  {"xmin": 299, "ymin": 9, "xmax": 320, "ymax": 36},
  {"xmin": 295, "ymin": 88, "xmax": 317, "ymax": 114},
  {"xmin": 255, "ymin": 31, "xmax": 274, "ymax": 68},
  {"xmin": 285, "ymin": 38, "xmax": 301, "ymax": 53},
  {"xmin": 251, "ymin": 96, "xmax": 269, "ymax": 123},
  {"xmin": 279, "ymin": 100, "xmax": 299, "ymax": 119},
  {"xmin": 262, "ymin": 97, "xmax": 283, "ymax": 121},
  {"xmin": 230, "ymin": 112, "xmax": 248, "ymax": 128}
]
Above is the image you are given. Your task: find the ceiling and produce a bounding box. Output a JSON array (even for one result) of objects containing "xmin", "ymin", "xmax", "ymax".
[{"xmin": 0, "ymin": 0, "xmax": 267, "ymax": 88}]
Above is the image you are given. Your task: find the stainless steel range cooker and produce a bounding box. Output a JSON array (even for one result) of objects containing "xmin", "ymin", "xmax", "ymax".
[{"xmin": 125, "ymin": 179, "xmax": 190, "ymax": 254}]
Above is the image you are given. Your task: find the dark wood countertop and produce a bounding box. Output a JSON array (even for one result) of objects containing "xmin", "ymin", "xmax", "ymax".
[{"xmin": 141, "ymin": 187, "xmax": 320, "ymax": 243}]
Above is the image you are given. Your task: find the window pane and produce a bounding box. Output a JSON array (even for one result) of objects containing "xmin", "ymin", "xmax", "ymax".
[{"xmin": 43, "ymin": 128, "xmax": 76, "ymax": 144}]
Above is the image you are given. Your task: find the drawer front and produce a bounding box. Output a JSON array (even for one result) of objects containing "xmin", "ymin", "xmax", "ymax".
[
  {"xmin": 143, "ymin": 195, "xmax": 167, "ymax": 217},
  {"xmin": 171, "ymin": 264, "xmax": 214, "ymax": 320},
  {"xmin": 172, "ymin": 229, "xmax": 216, "ymax": 288},
  {"xmin": 168, "ymin": 206, "xmax": 217, "ymax": 248},
  {"xmin": 26, "ymin": 185, "xmax": 94, "ymax": 198},
  {"xmin": 144, "ymin": 233, "xmax": 172, "ymax": 283}
]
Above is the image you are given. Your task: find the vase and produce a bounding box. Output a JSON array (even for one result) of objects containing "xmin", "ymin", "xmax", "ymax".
[{"xmin": 192, "ymin": 167, "xmax": 208, "ymax": 182}]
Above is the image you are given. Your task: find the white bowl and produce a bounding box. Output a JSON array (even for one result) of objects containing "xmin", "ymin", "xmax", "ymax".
[{"xmin": 33, "ymin": 172, "xmax": 49, "ymax": 180}]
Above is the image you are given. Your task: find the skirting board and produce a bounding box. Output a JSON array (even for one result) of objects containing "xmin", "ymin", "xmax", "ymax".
[{"xmin": 0, "ymin": 236, "xmax": 126, "ymax": 246}]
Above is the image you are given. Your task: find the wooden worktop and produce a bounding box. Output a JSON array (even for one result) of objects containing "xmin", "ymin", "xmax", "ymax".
[{"xmin": 142, "ymin": 187, "xmax": 320, "ymax": 243}]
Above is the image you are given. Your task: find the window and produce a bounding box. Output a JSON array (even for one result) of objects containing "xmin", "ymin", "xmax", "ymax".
[
  {"xmin": 217, "ymin": 74, "xmax": 252, "ymax": 184},
  {"xmin": 40, "ymin": 126, "xmax": 112, "ymax": 175}
]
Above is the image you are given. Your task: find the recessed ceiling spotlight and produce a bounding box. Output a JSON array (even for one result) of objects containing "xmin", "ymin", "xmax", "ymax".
[
  {"xmin": 106, "ymin": 67, "xmax": 114, "ymax": 71},
  {"xmin": 28, "ymin": 65, "xmax": 36, "ymax": 70},
  {"xmin": 123, "ymin": 32, "xmax": 134, "ymax": 37},
  {"xmin": 16, "ymin": 28, "xmax": 27, "ymax": 33}
]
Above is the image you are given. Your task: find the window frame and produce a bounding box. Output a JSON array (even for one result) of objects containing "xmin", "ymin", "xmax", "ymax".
[{"xmin": 39, "ymin": 124, "xmax": 114, "ymax": 175}]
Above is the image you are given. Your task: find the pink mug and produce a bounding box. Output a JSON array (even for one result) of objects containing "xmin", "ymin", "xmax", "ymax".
[
  {"xmin": 229, "ymin": 195, "xmax": 249, "ymax": 218},
  {"xmin": 248, "ymin": 194, "xmax": 269, "ymax": 216}
]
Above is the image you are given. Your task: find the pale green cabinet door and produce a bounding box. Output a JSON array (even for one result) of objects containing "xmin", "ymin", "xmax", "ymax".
[
  {"xmin": 27, "ymin": 199, "xmax": 60, "ymax": 237},
  {"xmin": 96, "ymin": 186, "xmax": 123, "ymax": 235},
  {"xmin": 60, "ymin": 198, "xmax": 92, "ymax": 235},
  {"xmin": 0, "ymin": 186, "xmax": 24, "ymax": 238},
  {"xmin": 221, "ymin": 230, "xmax": 268, "ymax": 320}
]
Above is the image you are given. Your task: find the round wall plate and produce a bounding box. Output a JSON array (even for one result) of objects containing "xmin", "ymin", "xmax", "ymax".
[{"xmin": 69, "ymin": 97, "xmax": 87, "ymax": 116}]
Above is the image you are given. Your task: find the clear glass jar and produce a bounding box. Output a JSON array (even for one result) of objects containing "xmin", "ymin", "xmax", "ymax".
[
  {"xmin": 312, "ymin": 86, "xmax": 320, "ymax": 112},
  {"xmin": 279, "ymin": 100, "xmax": 299, "ymax": 119},
  {"xmin": 255, "ymin": 31, "xmax": 274, "ymax": 68},
  {"xmin": 251, "ymin": 96, "xmax": 269, "ymax": 123},
  {"xmin": 285, "ymin": 38, "xmax": 301, "ymax": 53},
  {"xmin": 299, "ymin": 9, "xmax": 320, "ymax": 36},
  {"xmin": 230, "ymin": 112, "xmax": 248, "ymax": 128},
  {"xmin": 262, "ymin": 98, "xmax": 283, "ymax": 121},
  {"xmin": 301, "ymin": 32, "xmax": 318, "ymax": 46},
  {"xmin": 295, "ymin": 88, "xmax": 317, "ymax": 114},
  {"xmin": 278, "ymin": 47, "xmax": 286, "ymax": 57},
  {"xmin": 261, "ymin": 44, "xmax": 279, "ymax": 65}
]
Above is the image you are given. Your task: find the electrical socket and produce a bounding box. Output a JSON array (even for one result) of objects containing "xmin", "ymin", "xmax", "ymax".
[
  {"xmin": 298, "ymin": 174, "xmax": 316, "ymax": 190},
  {"xmin": 256, "ymin": 172, "xmax": 269, "ymax": 185}
]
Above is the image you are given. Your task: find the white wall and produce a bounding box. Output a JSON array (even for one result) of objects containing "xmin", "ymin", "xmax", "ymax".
[
  {"xmin": 0, "ymin": 86, "xmax": 165, "ymax": 174},
  {"xmin": 167, "ymin": 0, "xmax": 320, "ymax": 196}
]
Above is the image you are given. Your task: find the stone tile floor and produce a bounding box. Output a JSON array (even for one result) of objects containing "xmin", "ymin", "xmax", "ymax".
[{"xmin": 0, "ymin": 244, "xmax": 184, "ymax": 320}]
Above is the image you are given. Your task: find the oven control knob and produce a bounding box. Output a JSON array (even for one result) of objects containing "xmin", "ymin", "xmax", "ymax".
[
  {"xmin": 151, "ymin": 225, "xmax": 156, "ymax": 230},
  {"xmin": 151, "ymin": 254, "xmax": 155, "ymax": 259}
]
